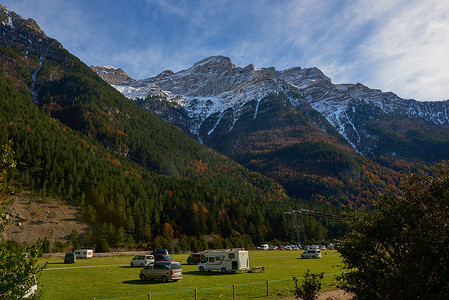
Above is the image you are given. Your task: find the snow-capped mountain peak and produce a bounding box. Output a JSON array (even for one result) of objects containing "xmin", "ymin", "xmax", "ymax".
[
  {"xmin": 101, "ymin": 56, "xmax": 449, "ymax": 154},
  {"xmin": 113, "ymin": 56, "xmax": 308, "ymax": 137}
]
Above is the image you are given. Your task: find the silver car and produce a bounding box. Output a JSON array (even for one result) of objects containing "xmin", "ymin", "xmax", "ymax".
[
  {"xmin": 130, "ymin": 254, "xmax": 154, "ymax": 267},
  {"xmin": 300, "ymin": 249, "xmax": 322, "ymax": 259},
  {"xmin": 139, "ymin": 261, "xmax": 182, "ymax": 283}
]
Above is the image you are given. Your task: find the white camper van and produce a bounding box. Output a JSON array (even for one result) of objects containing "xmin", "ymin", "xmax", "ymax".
[
  {"xmin": 198, "ymin": 250, "xmax": 249, "ymax": 273},
  {"xmin": 74, "ymin": 249, "xmax": 93, "ymax": 259}
]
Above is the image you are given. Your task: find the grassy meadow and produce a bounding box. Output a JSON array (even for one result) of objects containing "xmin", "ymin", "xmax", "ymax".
[{"xmin": 38, "ymin": 250, "xmax": 343, "ymax": 300}]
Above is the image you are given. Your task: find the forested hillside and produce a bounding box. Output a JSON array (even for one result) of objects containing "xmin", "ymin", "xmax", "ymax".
[
  {"xmin": 109, "ymin": 56, "xmax": 443, "ymax": 207},
  {"xmin": 0, "ymin": 7, "xmax": 347, "ymax": 250}
]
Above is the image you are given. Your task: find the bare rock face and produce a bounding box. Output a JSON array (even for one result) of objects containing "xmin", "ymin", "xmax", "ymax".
[
  {"xmin": 0, "ymin": 4, "xmax": 61, "ymax": 57},
  {"xmin": 90, "ymin": 65, "xmax": 135, "ymax": 85}
]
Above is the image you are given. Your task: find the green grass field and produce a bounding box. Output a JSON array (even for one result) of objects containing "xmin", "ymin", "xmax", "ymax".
[{"xmin": 38, "ymin": 250, "xmax": 343, "ymax": 300}]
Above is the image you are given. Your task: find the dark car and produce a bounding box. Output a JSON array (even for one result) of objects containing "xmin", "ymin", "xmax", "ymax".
[
  {"xmin": 64, "ymin": 252, "xmax": 76, "ymax": 264},
  {"xmin": 187, "ymin": 253, "xmax": 205, "ymax": 265},
  {"xmin": 153, "ymin": 254, "xmax": 175, "ymax": 262},
  {"xmin": 151, "ymin": 249, "xmax": 169, "ymax": 255}
]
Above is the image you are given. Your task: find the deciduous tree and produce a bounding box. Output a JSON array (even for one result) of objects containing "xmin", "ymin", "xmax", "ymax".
[
  {"xmin": 338, "ymin": 162, "xmax": 449, "ymax": 298},
  {"xmin": 0, "ymin": 141, "xmax": 44, "ymax": 299}
]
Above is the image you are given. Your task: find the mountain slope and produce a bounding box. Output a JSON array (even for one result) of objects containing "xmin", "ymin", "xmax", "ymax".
[
  {"xmin": 106, "ymin": 56, "xmax": 449, "ymax": 203},
  {"xmin": 0, "ymin": 5, "xmax": 297, "ymax": 247},
  {"xmin": 113, "ymin": 56, "xmax": 449, "ymax": 160}
]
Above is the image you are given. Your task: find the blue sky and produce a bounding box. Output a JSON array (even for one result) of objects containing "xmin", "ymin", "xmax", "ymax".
[{"xmin": 3, "ymin": 0, "xmax": 449, "ymax": 101}]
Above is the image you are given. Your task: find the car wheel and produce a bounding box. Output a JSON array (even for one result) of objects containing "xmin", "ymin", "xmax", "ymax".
[
  {"xmin": 161, "ymin": 275, "xmax": 168, "ymax": 283},
  {"xmin": 140, "ymin": 274, "xmax": 146, "ymax": 281},
  {"xmin": 199, "ymin": 266, "xmax": 204, "ymax": 272},
  {"xmin": 221, "ymin": 268, "xmax": 227, "ymax": 274}
]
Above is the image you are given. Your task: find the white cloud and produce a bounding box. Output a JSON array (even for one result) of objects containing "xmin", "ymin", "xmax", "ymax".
[
  {"xmin": 4, "ymin": 0, "xmax": 449, "ymax": 101},
  {"xmin": 357, "ymin": 1, "xmax": 449, "ymax": 100},
  {"xmin": 265, "ymin": 0, "xmax": 449, "ymax": 101}
]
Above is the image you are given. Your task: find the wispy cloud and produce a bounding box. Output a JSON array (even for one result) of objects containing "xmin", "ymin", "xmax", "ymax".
[
  {"xmin": 261, "ymin": 0, "xmax": 449, "ymax": 100},
  {"xmin": 3, "ymin": 0, "xmax": 448, "ymax": 101},
  {"xmin": 356, "ymin": 1, "xmax": 449, "ymax": 100}
]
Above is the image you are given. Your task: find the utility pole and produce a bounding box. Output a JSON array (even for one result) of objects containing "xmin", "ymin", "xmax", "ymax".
[
  {"xmin": 285, "ymin": 208, "xmax": 343, "ymax": 245},
  {"xmin": 285, "ymin": 208, "xmax": 305, "ymax": 246}
]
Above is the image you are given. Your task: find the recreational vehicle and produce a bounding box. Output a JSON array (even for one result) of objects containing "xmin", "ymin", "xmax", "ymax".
[
  {"xmin": 198, "ymin": 250, "xmax": 249, "ymax": 273},
  {"xmin": 74, "ymin": 249, "xmax": 93, "ymax": 259}
]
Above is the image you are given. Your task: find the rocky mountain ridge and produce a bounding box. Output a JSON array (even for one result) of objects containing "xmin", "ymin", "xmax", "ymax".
[
  {"xmin": 0, "ymin": 4, "xmax": 61, "ymax": 56},
  {"xmin": 90, "ymin": 65, "xmax": 135, "ymax": 85},
  {"xmin": 105, "ymin": 56, "xmax": 449, "ymax": 157}
]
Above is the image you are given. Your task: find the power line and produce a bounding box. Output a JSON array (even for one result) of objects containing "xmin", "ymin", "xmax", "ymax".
[
  {"xmin": 286, "ymin": 209, "xmax": 344, "ymax": 221},
  {"xmin": 285, "ymin": 208, "xmax": 345, "ymax": 244}
]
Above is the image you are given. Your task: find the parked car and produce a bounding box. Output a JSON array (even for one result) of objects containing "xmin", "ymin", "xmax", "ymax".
[
  {"xmin": 320, "ymin": 245, "xmax": 326, "ymax": 250},
  {"xmin": 23, "ymin": 277, "xmax": 37, "ymax": 298},
  {"xmin": 5, "ymin": 275, "xmax": 37, "ymax": 299},
  {"xmin": 152, "ymin": 249, "xmax": 169, "ymax": 255},
  {"xmin": 64, "ymin": 252, "xmax": 76, "ymax": 264},
  {"xmin": 154, "ymin": 254, "xmax": 175, "ymax": 262},
  {"xmin": 300, "ymin": 249, "xmax": 322, "ymax": 259},
  {"xmin": 258, "ymin": 244, "xmax": 269, "ymax": 250},
  {"xmin": 187, "ymin": 253, "xmax": 205, "ymax": 265},
  {"xmin": 327, "ymin": 244, "xmax": 335, "ymax": 250},
  {"xmin": 130, "ymin": 255, "xmax": 154, "ymax": 267},
  {"xmin": 139, "ymin": 261, "xmax": 183, "ymax": 283}
]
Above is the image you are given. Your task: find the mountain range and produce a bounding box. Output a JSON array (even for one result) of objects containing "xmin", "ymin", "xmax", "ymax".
[{"xmin": 94, "ymin": 56, "xmax": 449, "ymax": 204}]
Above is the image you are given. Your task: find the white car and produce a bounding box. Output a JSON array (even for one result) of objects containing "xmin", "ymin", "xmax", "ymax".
[
  {"xmin": 300, "ymin": 249, "xmax": 322, "ymax": 259},
  {"xmin": 130, "ymin": 255, "xmax": 154, "ymax": 267},
  {"xmin": 24, "ymin": 280, "xmax": 37, "ymax": 298}
]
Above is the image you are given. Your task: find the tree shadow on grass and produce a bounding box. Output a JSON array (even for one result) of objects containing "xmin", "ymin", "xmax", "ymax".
[
  {"xmin": 122, "ymin": 280, "xmax": 175, "ymax": 285},
  {"xmin": 183, "ymin": 270, "xmax": 241, "ymax": 276}
]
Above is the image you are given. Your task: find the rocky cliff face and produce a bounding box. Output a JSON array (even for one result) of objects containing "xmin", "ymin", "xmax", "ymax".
[
  {"xmin": 109, "ymin": 55, "xmax": 449, "ymax": 161},
  {"xmin": 90, "ymin": 65, "xmax": 135, "ymax": 85},
  {"xmin": 0, "ymin": 4, "xmax": 61, "ymax": 57}
]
